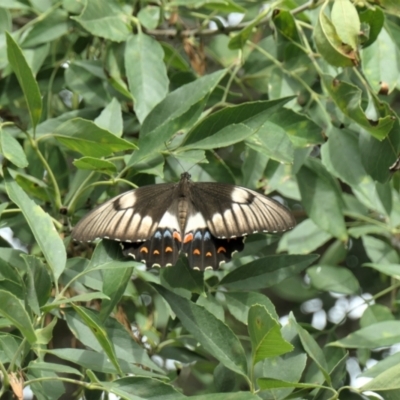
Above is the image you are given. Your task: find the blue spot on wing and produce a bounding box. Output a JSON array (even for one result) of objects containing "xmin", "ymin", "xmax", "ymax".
[{"xmin": 163, "ymin": 230, "xmax": 172, "ymax": 238}]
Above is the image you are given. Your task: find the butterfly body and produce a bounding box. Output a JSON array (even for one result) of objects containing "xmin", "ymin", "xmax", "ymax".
[{"xmin": 72, "ymin": 173, "xmax": 295, "ymax": 270}]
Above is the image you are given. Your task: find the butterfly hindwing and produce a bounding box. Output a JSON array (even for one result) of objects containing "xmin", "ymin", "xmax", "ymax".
[
  {"xmin": 122, "ymin": 228, "xmax": 181, "ymax": 267},
  {"xmin": 182, "ymin": 228, "xmax": 245, "ymax": 270}
]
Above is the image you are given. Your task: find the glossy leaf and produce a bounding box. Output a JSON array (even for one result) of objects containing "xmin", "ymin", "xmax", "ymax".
[
  {"xmin": 54, "ymin": 118, "xmax": 136, "ymax": 157},
  {"xmin": 6, "ymin": 32, "xmax": 42, "ymax": 129},
  {"xmin": 125, "ymin": 33, "xmax": 168, "ymax": 123},
  {"xmin": 129, "ymin": 69, "xmax": 226, "ymax": 164},
  {"xmin": 5, "ymin": 174, "xmax": 66, "ymax": 281},
  {"xmin": 313, "ymin": 4, "xmax": 355, "ymax": 67},
  {"xmin": 295, "ymin": 320, "xmax": 331, "ymax": 385},
  {"xmin": 307, "ymin": 265, "xmax": 359, "ymax": 294},
  {"xmin": 321, "ymin": 127, "xmax": 367, "ymax": 186},
  {"xmin": 322, "ymin": 74, "xmax": 395, "ymax": 140},
  {"xmin": 248, "ymin": 305, "xmax": 293, "ymax": 365},
  {"xmin": 94, "ymin": 98, "xmax": 123, "ymax": 137},
  {"xmin": 297, "ymin": 158, "xmax": 347, "ymax": 240},
  {"xmin": 72, "ymin": 0, "xmax": 130, "ymax": 42},
  {"xmin": 154, "ymin": 284, "xmax": 248, "ymax": 378},
  {"xmin": 0, "ymin": 290, "xmax": 36, "ymax": 344},
  {"xmin": 331, "ymin": 0, "xmax": 360, "ymax": 50},
  {"xmin": 224, "ymin": 291, "xmax": 278, "ymax": 324},
  {"xmin": 361, "ymin": 28, "xmax": 399, "ymax": 94},
  {"xmin": 279, "ymin": 219, "xmax": 333, "ymax": 255},
  {"xmin": 331, "ymin": 321, "xmax": 400, "ymax": 348},
  {"xmin": 221, "ymin": 254, "xmax": 319, "ymax": 290},
  {"xmin": 0, "ymin": 128, "xmax": 28, "ymax": 168},
  {"xmin": 73, "ymin": 157, "xmax": 117, "ymax": 174}
]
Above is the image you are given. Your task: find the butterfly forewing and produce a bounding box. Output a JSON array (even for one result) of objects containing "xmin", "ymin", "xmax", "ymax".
[
  {"xmin": 71, "ymin": 183, "xmax": 176, "ymax": 243},
  {"xmin": 189, "ymin": 182, "xmax": 296, "ymax": 238},
  {"xmin": 72, "ymin": 173, "xmax": 295, "ymax": 270}
]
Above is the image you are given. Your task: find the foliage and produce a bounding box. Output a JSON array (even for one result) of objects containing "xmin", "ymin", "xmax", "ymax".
[{"xmin": 0, "ymin": 0, "xmax": 400, "ymax": 399}]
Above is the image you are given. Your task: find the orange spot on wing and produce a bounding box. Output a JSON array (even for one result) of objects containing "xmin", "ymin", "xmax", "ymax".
[
  {"xmin": 206, "ymin": 252, "xmax": 212, "ymax": 257},
  {"xmin": 184, "ymin": 233, "xmax": 194, "ymax": 243},
  {"xmin": 173, "ymin": 231, "xmax": 182, "ymax": 242},
  {"xmin": 193, "ymin": 249, "xmax": 200, "ymax": 255},
  {"xmin": 217, "ymin": 247, "xmax": 226, "ymax": 253},
  {"xmin": 140, "ymin": 247, "xmax": 148, "ymax": 254},
  {"xmin": 153, "ymin": 249, "xmax": 160, "ymax": 255},
  {"xmin": 165, "ymin": 246, "xmax": 173, "ymax": 253}
]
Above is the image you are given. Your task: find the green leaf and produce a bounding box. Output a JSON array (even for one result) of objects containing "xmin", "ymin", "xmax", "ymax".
[
  {"xmin": 65, "ymin": 60, "xmax": 110, "ymax": 108},
  {"xmin": 103, "ymin": 376, "xmax": 186, "ymax": 399},
  {"xmin": 221, "ymin": 254, "xmax": 319, "ymax": 290},
  {"xmin": 361, "ymin": 364, "xmax": 400, "ymax": 391},
  {"xmin": 228, "ymin": 8, "xmax": 266, "ymax": 49},
  {"xmin": 359, "ymin": 7, "xmax": 385, "ymax": 48},
  {"xmin": 73, "ymin": 157, "xmax": 117, "ymax": 174},
  {"xmin": 154, "ymin": 284, "xmax": 248, "ymax": 378},
  {"xmin": 125, "ymin": 33, "xmax": 168, "ymax": 123},
  {"xmin": 35, "ymin": 315, "xmax": 57, "ymax": 344},
  {"xmin": 360, "ymin": 352, "xmax": 400, "ymax": 379},
  {"xmin": 72, "ymin": 0, "xmax": 131, "ymax": 42},
  {"xmin": 46, "ymin": 348, "xmax": 161, "ymax": 377},
  {"xmin": 330, "ymin": 321, "xmax": 400, "ymax": 349},
  {"xmin": 376, "ymin": 0, "xmax": 400, "ymax": 16},
  {"xmin": 183, "ymin": 123, "xmax": 254, "ymax": 150},
  {"xmin": 359, "ymin": 126, "xmax": 399, "ymax": 183},
  {"xmin": 94, "ymin": 98, "xmax": 123, "ymax": 137},
  {"xmin": 307, "ymin": 265, "xmax": 359, "ymax": 294},
  {"xmin": 128, "ymin": 71, "xmax": 226, "ymax": 164},
  {"xmin": 183, "ymin": 98, "xmax": 293, "ymax": 147},
  {"xmin": 360, "ymin": 304, "xmax": 395, "ymax": 328},
  {"xmin": 54, "ymin": 118, "xmax": 136, "ymax": 157},
  {"xmin": 295, "ymin": 320, "xmax": 331, "ymax": 385},
  {"xmin": 331, "ymin": 0, "xmax": 360, "ymax": 50},
  {"xmin": 321, "ymin": 74, "xmax": 395, "ymax": 140},
  {"xmin": 71, "ymin": 305, "xmax": 123, "ymax": 375},
  {"xmin": 248, "ymin": 305, "xmax": 293, "ymax": 365},
  {"xmin": 362, "ymin": 235, "xmax": 399, "ymax": 264},
  {"xmin": 261, "ymin": 353, "xmax": 307, "ymax": 399},
  {"xmin": 43, "ymin": 292, "xmax": 110, "ymax": 311},
  {"xmin": 5, "ymin": 174, "xmax": 66, "ymax": 281},
  {"xmin": 20, "ymin": 9, "xmax": 69, "ymax": 48},
  {"xmin": 0, "ymin": 128, "xmax": 28, "ymax": 168},
  {"xmin": 297, "ymin": 158, "xmax": 347, "ymax": 240},
  {"xmin": 258, "ymin": 378, "xmax": 321, "ymax": 390},
  {"xmin": 28, "ymin": 361, "xmax": 83, "ymax": 377},
  {"xmin": 0, "ymin": 290, "xmax": 36, "ymax": 344},
  {"xmin": 99, "ymin": 265, "xmax": 134, "ymax": 321},
  {"xmin": 313, "ymin": 4, "xmax": 356, "ymax": 67},
  {"xmin": 137, "ymin": 6, "xmax": 160, "ymax": 30},
  {"xmin": 6, "ymin": 32, "xmax": 42, "ymax": 129},
  {"xmin": 190, "ymin": 394, "xmax": 261, "ymax": 400},
  {"xmin": 22, "ymin": 254, "xmax": 52, "ymax": 314},
  {"xmin": 363, "ymin": 263, "xmax": 400, "ymax": 277},
  {"xmin": 224, "ymin": 291, "xmax": 278, "ymax": 325},
  {"xmin": 279, "ymin": 219, "xmax": 333, "ymax": 255},
  {"xmin": 321, "ymin": 127, "xmax": 368, "ymax": 186},
  {"xmin": 361, "ymin": 27, "xmax": 399, "ymax": 94},
  {"xmin": 160, "ymin": 257, "xmax": 204, "ymax": 297}
]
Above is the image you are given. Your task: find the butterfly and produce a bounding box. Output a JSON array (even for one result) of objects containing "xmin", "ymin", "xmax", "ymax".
[{"xmin": 72, "ymin": 172, "xmax": 296, "ymax": 270}]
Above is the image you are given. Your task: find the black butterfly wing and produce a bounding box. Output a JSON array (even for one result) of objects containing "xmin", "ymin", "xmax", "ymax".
[
  {"xmin": 189, "ymin": 182, "xmax": 295, "ymax": 239},
  {"xmin": 182, "ymin": 228, "xmax": 245, "ymax": 270},
  {"xmin": 71, "ymin": 182, "xmax": 177, "ymax": 243}
]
